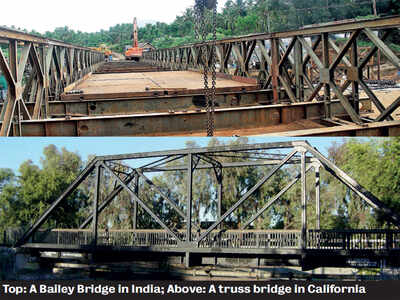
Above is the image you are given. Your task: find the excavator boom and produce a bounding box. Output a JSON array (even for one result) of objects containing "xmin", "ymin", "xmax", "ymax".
[
  {"xmin": 125, "ymin": 17, "xmax": 143, "ymax": 61},
  {"xmin": 133, "ymin": 17, "xmax": 139, "ymax": 48}
]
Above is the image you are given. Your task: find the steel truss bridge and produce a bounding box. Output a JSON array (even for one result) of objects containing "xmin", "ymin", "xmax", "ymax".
[
  {"xmin": 0, "ymin": 17, "xmax": 400, "ymax": 136},
  {"xmin": 11, "ymin": 141, "xmax": 400, "ymax": 270},
  {"xmin": 143, "ymin": 16, "xmax": 400, "ymax": 135},
  {"xmin": 144, "ymin": 16, "xmax": 400, "ymax": 121},
  {"xmin": 0, "ymin": 26, "xmax": 104, "ymax": 136}
]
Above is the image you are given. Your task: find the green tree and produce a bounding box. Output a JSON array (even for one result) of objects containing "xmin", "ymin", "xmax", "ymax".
[
  {"xmin": 6, "ymin": 0, "xmax": 394, "ymax": 51},
  {"xmin": 324, "ymin": 138, "xmax": 400, "ymax": 229},
  {"xmin": 390, "ymin": 0, "xmax": 400, "ymax": 14},
  {"xmin": 0, "ymin": 145, "xmax": 86, "ymax": 231},
  {"xmin": 0, "ymin": 169, "xmax": 17, "ymax": 230}
]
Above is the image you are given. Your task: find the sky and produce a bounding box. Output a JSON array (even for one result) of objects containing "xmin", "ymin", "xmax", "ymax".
[
  {"xmin": 1, "ymin": 0, "xmax": 228, "ymax": 34},
  {"xmin": 0, "ymin": 137, "xmax": 356, "ymax": 173}
]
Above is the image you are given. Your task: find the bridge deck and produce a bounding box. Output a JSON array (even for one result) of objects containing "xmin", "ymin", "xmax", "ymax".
[
  {"xmin": 63, "ymin": 71, "xmax": 258, "ymax": 100},
  {"xmin": 18, "ymin": 229, "xmax": 400, "ymax": 269}
]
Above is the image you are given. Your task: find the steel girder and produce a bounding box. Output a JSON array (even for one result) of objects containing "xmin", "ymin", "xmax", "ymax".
[
  {"xmin": 143, "ymin": 16, "xmax": 400, "ymax": 125},
  {"xmin": 16, "ymin": 141, "xmax": 400, "ymax": 250},
  {"xmin": 0, "ymin": 27, "xmax": 104, "ymax": 136},
  {"xmin": 4, "ymin": 98, "xmax": 375, "ymax": 137}
]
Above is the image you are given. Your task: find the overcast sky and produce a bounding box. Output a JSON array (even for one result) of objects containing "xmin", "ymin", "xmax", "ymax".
[{"xmin": 2, "ymin": 0, "xmax": 228, "ymax": 33}]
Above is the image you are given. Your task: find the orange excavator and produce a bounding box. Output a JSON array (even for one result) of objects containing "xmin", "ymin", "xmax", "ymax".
[{"xmin": 125, "ymin": 17, "xmax": 143, "ymax": 61}]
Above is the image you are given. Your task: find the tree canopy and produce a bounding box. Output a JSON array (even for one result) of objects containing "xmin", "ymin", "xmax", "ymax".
[
  {"xmin": 0, "ymin": 145, "xmax": 86, "ymax": 231},
  {"xmin": 7, "ymin": 0, "xmax": 396, "ymax": 53}
]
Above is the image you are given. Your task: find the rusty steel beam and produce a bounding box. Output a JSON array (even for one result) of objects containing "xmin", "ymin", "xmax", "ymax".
[
  {"xmin": 148, "ymin": 16, "xmax": 400, "ymax": 49},
  {"xmin": 4, "ymin": 99, "xmax": 364, "ymax": 136},
  {"xmin": 1, "ymin": 90, "xmax": 277, "ymax": 118},
  {"xmin": 269, "ymin": 120, "xmax": 400, "ymax": 137},
  {"xmin": 60, "ymin": 85, "xmax": 260, "ymax": 101}
]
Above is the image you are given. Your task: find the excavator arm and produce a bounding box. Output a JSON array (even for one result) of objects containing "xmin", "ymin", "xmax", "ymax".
[
  {"xmin": 125, "ymin": 17, "xmax": 143, "ymax": 61},
  {"xmin": 133, "ymin": 17, "xmax": 139, "ymax": 48}
]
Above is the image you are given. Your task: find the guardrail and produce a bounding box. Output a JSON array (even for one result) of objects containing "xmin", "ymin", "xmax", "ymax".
[
  {"xmin": 308, "ymin": 229, "xmax": 400, "ymax": 250},
  {"xmin": 19, "ymin": 229, "xmax": 400, "ymax": 251},
  {"xmin": 30, "ymin": 229, "xmax": 302, "ymax": 249},
  {"xmin": 198, "ymin": 230, "xmax": 300, "ymax": 249}
]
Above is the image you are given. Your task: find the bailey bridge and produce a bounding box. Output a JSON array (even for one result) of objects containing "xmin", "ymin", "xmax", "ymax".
[{"xmin": 0, "ymin": 17, "xmax": 400, "ymax": 137}]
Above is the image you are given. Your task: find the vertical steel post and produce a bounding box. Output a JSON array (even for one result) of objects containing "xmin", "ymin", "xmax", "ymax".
[
  {"xmin": 38, "ymin": 46, "xmax": 46, "ymax": 117},
  {"xmin": 185, "ymin": 153, "xmax": 194, "ymax": 268},
  {"xmin": 315, "ymin": 165, "xmax": 321, "ymax": 230},
  {"xmin": 92, "ymin": 163, "xmax": 101, "ymax": 245},
  {"xmin": 9, "ymin": 40, "xmax": 18, "ymax": 82},
  {"xmin": 214, "ymin": 168, "xmax": 223, "ymax": 265},
  {"xmin": 351, "ymin": 40, "xmax": 360, "ymax": 115},
  {"xmin": 377, "ymin": 50, "xmax": 381, "ymax": 81},
  {"xmin": 322, "ymin": 33, "xmax": 332, "ymax": 119},
  {"xmin": 271, "ymin": 38, "xmax": 280, "ymax": 103},
  {"xmin": 0, "ymin": 40, "xmax": 18, "ymax": 136},
  {"xmin": 133, "ymin": 174, "xmax": 139, "ymax": 230},
  {"xmin": 187, "ymin": 154, "xmax": 193, "ymax": 243},
  {"xmin": 301, "ymin": 150, "xmax": 307, "ymax": 249},
  {"xmin": 295, "ymin": 39, "xmax": 303, "ymax": 101},
  {"xmin": 43, "ymin": 45, "xmax": 54, "ymax": 119},
  {"xmin": 17, "ymin": 100, "xmax": 22, "ymax": 136},
  {"xmin": 217, "ymin": 170, "xmax": 223, "ymax": 230},
  {"xmin": 69, "ymin": 49, "xmax": 74, "ymax": 84}
]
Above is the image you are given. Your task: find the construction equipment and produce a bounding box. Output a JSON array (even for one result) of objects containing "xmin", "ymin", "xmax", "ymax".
[
  {"xmin": 89, "ymin": 44, "xmax": 112, "ymax": 58},
  {"xmin": 125, "ymin": 17, "xmax": 143, "ymax": 61}
]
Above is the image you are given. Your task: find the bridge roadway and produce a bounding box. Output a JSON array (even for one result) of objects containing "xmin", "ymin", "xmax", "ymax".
[{"xmin": 18, "ymin": 229, "xmax": 400, "ymax": 270}]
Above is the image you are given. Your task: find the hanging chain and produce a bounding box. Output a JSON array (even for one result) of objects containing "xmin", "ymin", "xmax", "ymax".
[
  {"xmin": 210, "ymin": 2, "xmax": 217, "ymax": 136},
  {"xmin": 194, "ymin": 1, "xmax": 203, "ymax": 43},
  {"xmin": 194, "ymin": 0, "xmax": 218, "ymax": 137}
]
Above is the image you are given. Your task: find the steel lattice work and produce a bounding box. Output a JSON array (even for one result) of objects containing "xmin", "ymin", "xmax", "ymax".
[
  {"xmin": 143, "ymin": 16, "xmax": 400, "ymax": 126},
  {"xmin": 14, "ymin": 141, "xmax": 400, "ymax": 269},
  {"xmin": 0, "ymin": 27, "xmax": 104, "ymax": 136}
]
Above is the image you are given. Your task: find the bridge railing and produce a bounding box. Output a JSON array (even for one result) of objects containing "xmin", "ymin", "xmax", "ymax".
[
  {"xmin": 37, "ymin": 229, "xmax": 301, "ymax": 249},
  {"xmin": 18, "ymin": 229, "xmax": 400, "ymax": 251},
  {"xmin": 198, "ymin": 230, "xmax": 300, "ymax": 249},
  {"xmin": 40, "ymin": 229, "xmax": 182, "ymax": 247},
  {"xmin": 308, "ymin": 230, "xmax": 400, "ymax": 250}
]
